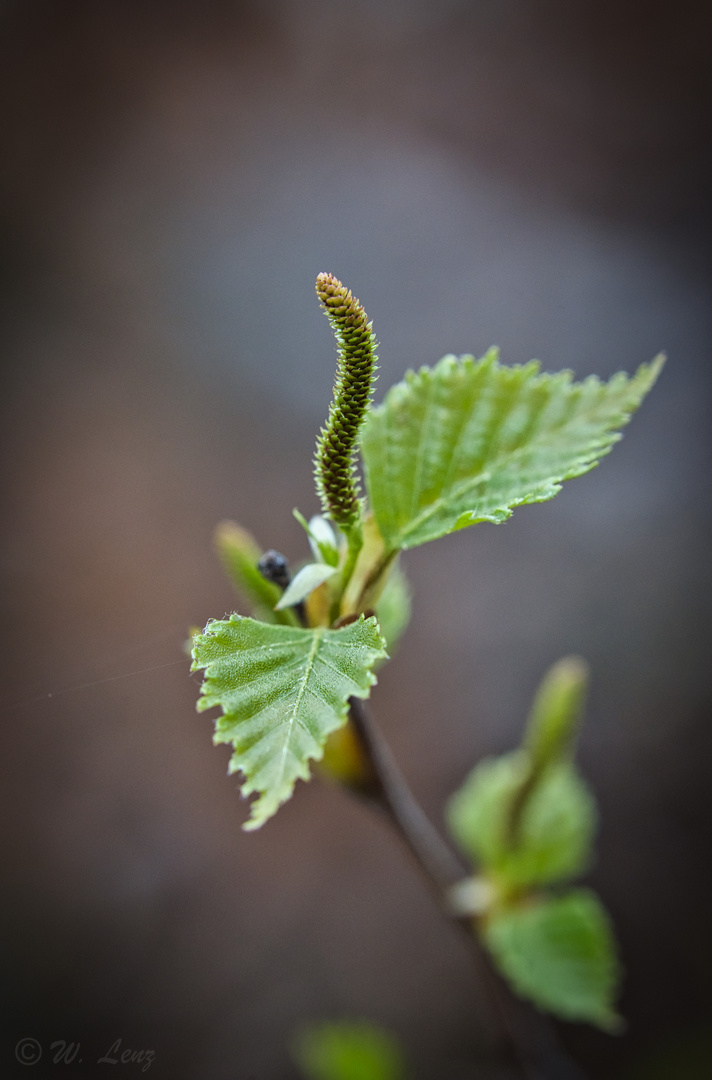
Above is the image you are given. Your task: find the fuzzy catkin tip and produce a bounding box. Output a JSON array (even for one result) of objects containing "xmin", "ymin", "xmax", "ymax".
[{"xmin": 314, "ymin": 274, "xmax": 378, "ymax": 531}]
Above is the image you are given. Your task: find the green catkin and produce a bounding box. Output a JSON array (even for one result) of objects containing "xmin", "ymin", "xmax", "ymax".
[{"xmin": 314, "ymin": 273, "xmax": 378, "ymax": 532}]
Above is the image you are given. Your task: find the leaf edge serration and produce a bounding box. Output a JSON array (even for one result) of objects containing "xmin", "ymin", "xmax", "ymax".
[
  {"xmin": 191, "ymin": 613, "xmax": 387, "ymax": 829},
  {"xmin": 361, "ymin": 351, "xmax": 665, "ymax": 552}
]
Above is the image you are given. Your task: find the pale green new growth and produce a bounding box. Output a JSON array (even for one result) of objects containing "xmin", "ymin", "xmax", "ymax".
[
  {"xmin": 274, "ymin": 562, "xmax": 338, "ymax": 610},
  {"xmin": 361, "ymin": 350, "xmax": 664, "ymax": 551},
  {"xmin": 447, "ymin": 656, "xmax": 618, "ymax": 1022},
  {"xmin": 484, "ymin": 890, "xmax": 622, "ymax": 1030},
  {"xmin": 192, "ymin": 615, "xmax": 387, "ymax": 829},
  {"xmin": 447, "ymin": 752, "xmax": 596, "ymax": 889},
  {"xmin": 294, "ymin": 510, "xmax": 342, "ymax": 567},
  {"xmin": 447, "ymin": 656, "xmax": 596, "ymax": 889},
  {"xmin": 371, "ymin": 560, "xmax": 411, "ymax": 654},
  {"xmin": 293, "ymin": 1021, "xmax": 405, "ymax": 1080},
  {"xmin": 524, "ymin": 655, "xmax": 589, "ymax": 774}
]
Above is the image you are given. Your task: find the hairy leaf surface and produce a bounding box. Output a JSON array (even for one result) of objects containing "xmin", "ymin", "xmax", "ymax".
[
  {"xmin": 360, "ymin": 351, "xmax": 664, "ymax": 550},
  {"xmin": 192, "ymin": 615, "xmax": 387, "ymax": 829},
  {"xmin": 484, "ymin": 889, "xmax": 621, "ymax": 1029}
]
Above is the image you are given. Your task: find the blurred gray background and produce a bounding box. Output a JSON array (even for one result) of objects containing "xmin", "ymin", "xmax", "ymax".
[{"xmin": 0, "ymin": 2, "xmax": 710, "ymax": 1078}]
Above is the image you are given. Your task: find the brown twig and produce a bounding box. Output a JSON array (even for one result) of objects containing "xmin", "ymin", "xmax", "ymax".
[
  {"xmin": 346, "ymin": 696, "xmax": 588, "ymax": 1080},
  {"xmin": 347, "ymin": 696, "xmax": 464, "ymax": 894}
]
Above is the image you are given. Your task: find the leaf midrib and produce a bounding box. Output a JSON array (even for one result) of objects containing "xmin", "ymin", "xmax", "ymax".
[
  {"xmin": 272, "ymin": 626, "xmax": 324, "ymax": 794},
  {"xmin": 392, "ymin": 406, "xmax": 598, "ymax": 546}
]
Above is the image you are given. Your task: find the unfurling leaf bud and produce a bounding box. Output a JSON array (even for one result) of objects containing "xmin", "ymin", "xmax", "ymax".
[{"xmin": 525, "ymin": 655, "xmax": 590, "ymax": 773}]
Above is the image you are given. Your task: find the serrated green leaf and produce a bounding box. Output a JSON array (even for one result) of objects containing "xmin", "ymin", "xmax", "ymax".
[
  {"xmin": 446, "ymin": 752, "xmax": 596, "ymax": 889},
  {"xmin": 360, "ymin": 351, "xmax": 664, "ymax": 551},
  {"xmin": 483, "ymin": 889, "xmax": 622, "ymax": 1029},
  {"xmin": 293, "ymin": 1021, "xmax": 406, "ymax": 1080},
  {"xmin": 191, "ymin": 615, "xmax": 387, "ymax": 829}
]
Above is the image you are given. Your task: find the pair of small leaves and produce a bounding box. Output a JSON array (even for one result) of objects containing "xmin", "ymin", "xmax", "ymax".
[
  {"xmin": 446, "ymin": 657, "xmax": 620, "ymax": 1029},
  {"xmin": 448, "ymin": 655, "xmax": 595, "ymax": 891},
  {"xmin": 192, "ymin": 614, "xmax": 387, "ymax": 829},
  {"xmin": 448, "ymin": 752, "xmax": 596, "ymax": 891},
  {"xmin": 449, "ymin": 755, "xmax": 619, "ymax": 1029}
]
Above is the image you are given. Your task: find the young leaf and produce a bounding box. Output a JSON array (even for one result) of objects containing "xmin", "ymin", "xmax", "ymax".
[
  {"xmin": 191, "ymin": 615, "xmax": 387, "ymax": 829},
  {"xmin": 293, "ymin": 1020, "xmax": 406, "ymax": 1080},
  {"xmin": 524, "ymin": 655, "xmax": 589, "ymax": 774},
  {"xmin": 213, "ymin": 520, "xmax": 298, "ymax": 626},
  {"xmin": 361, "ymin": 351, "xmax": 664, "ymax": 551},
  {"xmin": 294, "ymin": 509, "xmax": 342, "ymax": 567},
  {"xmin": 483, "ymin": 889, "xmax": 622, "ymax": 1030},
  {"xmin": 447, "ymin": 752, "xmax": 596, "ymax": 889},
  {"xmin": 339, "ymin": 511, "xmax": 391, "ymax": 618},
  {"xmin": 274, "ymin": 562, "xmax": 338, "ymax": 610}
]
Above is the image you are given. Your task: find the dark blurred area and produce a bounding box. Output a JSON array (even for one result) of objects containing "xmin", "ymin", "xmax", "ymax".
[{"xmin": 0, "ymin": 2, "xmax": 710, "ymax": 1077}]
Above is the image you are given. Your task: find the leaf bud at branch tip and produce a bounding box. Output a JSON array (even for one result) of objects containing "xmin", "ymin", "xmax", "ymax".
[{"xmin": 525, "ymin": 654, "xmax": 590, "ymax": 772}]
